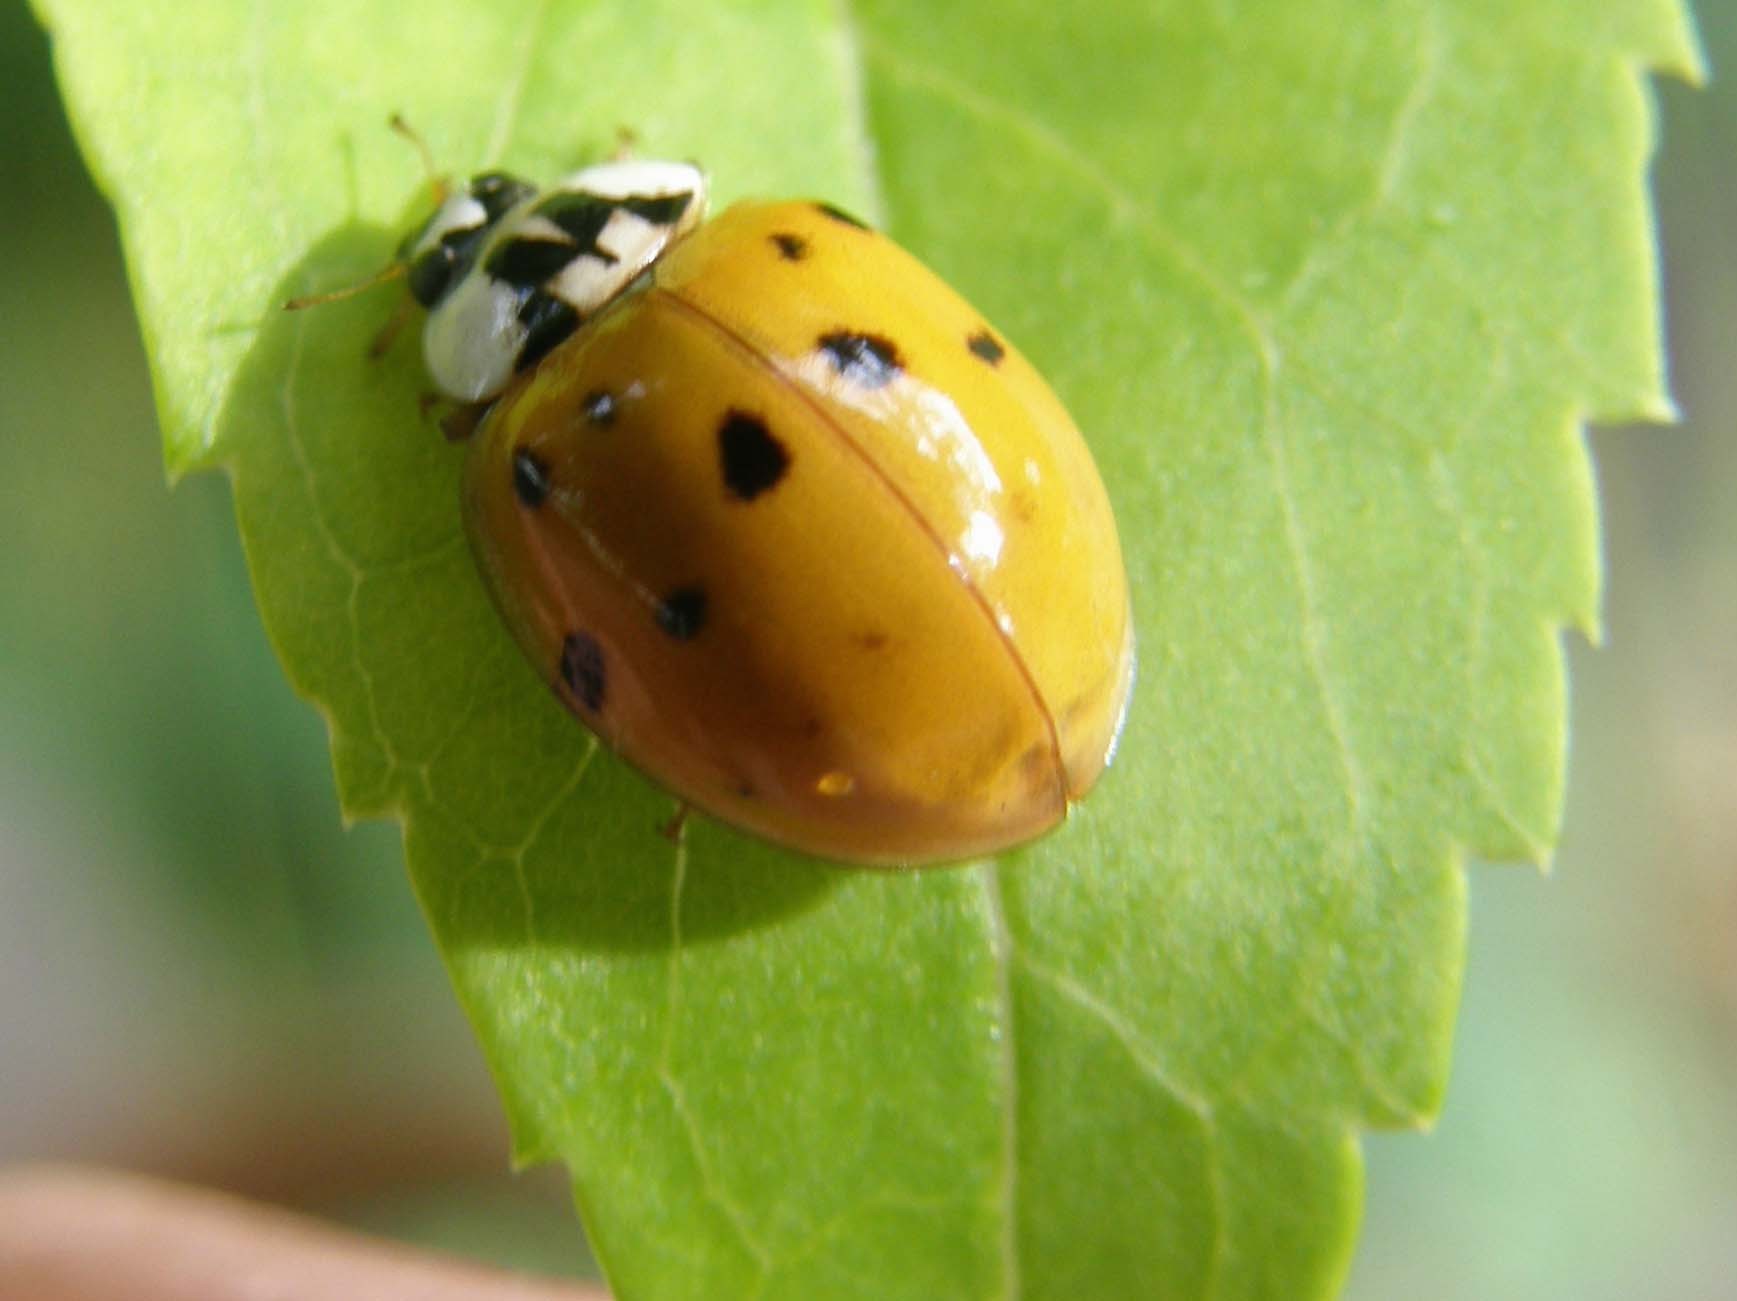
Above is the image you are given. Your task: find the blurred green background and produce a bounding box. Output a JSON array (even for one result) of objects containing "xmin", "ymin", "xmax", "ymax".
[{"xmin": 2, "ymin": 3, "xmax": 1731, "ymax": 1294}]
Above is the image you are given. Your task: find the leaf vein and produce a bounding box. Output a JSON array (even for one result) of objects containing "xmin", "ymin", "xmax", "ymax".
[
  {"xmin": 1259, "ymin": 367, "xmax": 1367, "ymax": 846},
  {"xmin": 1281, "ymin": 352, "xmax": 1552, "ymax": 864},
  {"xmin": 1277, "ymin": 1, "xmax": 1444, "ymax": 311},
  {"xmin": 1015, "ymin": 956, "xmax": 1227, "ymax": 1296},
  {"xmin": 860, "ymin": 39, "xmax": 1271, "ymax": 345},
  {"xmin": 505, "ymin": 740, "xmax": 598, "ymax": 943},
  {"xmin": 657, "ymin": 837, "xmax": 773, "ymax": 1276},
  {"xmin": 1426, "ymin": 453, "xmax": 1553, "ymax": 861},
  {"xmin": 484, "ymin": 0, "xmax": 553, "ymax": 167},
  {"xmin": 278, "ymin": 305, "xmax": 402, "ymax": 780},
  {"xmin": 980, "ymin": 865, "xmax": 1022, "ymax": 1301},
  {"xmin": 1300, "ymin": 1005, "xmax": 1429, "ymax": 1128}
]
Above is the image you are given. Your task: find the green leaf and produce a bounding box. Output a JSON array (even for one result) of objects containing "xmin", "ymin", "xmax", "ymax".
[{"xmin": 37, "ymin": 0, "xmax": 1700, "ymax": 1296}]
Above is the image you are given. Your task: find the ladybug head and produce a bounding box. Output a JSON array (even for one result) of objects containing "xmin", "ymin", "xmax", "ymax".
[{"xmin": 397, "ymin": 171, "xmax": 537, "ymax": 309}]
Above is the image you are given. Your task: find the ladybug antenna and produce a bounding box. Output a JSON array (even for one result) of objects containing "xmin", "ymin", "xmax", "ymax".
[
  {"xmin": 283, "ymin": 112, "xmax": 449, "ymax": 313},
  {"xmin": 283, "ymin": 260, "xmax": 406, "ymax": 312},
  {"xmin": 389, "ymin": 112, "xmax": 451, "ymax": 205},
  {"xmin": 608, "ymin": 124, "xmax": 640, "ymax": 163}
]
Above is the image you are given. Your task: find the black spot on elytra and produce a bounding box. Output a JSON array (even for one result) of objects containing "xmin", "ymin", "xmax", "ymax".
[
  {"xmin": 582, "ymin": 390, "xmax": 617, "ymax": 426},
  {"xmin": 770, "ymin": 232, "xmax": 808, "ymax": 261},
  {"xmin": 967, "ymin": 329, "xmax": 1005, "ymax": 365},
  {"xmin": 817, "ymin": 331, "xmax": 902, "ymax": 389},
  {"xmin": 516, "ymin": 291, "xmax": 580, "ymax": 371},
  {"xmin": 655, "ymin": 586, "xmax": 709, "ymax": 640},
  {"xmin": 814, "ymin": 201, "xmax": 869, "ymax": 230},
  {"xmin": 512, "ymin": 448, "xmax": 550, "ymax": 507},
  {"xmin": 558, "ymin": 633, "xmax": 606, "ymax": 712},
  {"xmin": 853, "ymin": 630, "xmax": 889, "ymax": 651},
  {"xmin": 718, "ymin": 411, "xmax": 789, "ymax": 501}
]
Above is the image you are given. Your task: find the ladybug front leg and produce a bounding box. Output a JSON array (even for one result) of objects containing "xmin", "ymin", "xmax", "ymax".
[
  {"xmin": 658, "ymin": 802, "xmax": 691, "ymax": 845},
  {"xmin": 366, "ymin": 295, "xmax": 416, "ymax": 360},
  {"xmin": 415, "ymin": 392, "xmax": 492, "ymax": 442}
]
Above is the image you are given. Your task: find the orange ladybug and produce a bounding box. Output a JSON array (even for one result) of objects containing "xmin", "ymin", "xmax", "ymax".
[{"xmin": 366, "ymin": 158, "xmax": 1133, "ymax": 866}]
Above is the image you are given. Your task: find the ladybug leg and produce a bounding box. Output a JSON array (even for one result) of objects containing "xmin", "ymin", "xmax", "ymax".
[
  {"xmin": 658, "ymin": 803, "xmax": 691, "ymax": 845},
  {"xmin": 609, "ymin": 125, "xmax": 639, "ymax": 162},
  {"xmin": 414, "ymin": 392, "xmax": 491, "ymax": 442},
  {"xmin": 438, "ymin": 399, "xmax": 491, "ymax": 443},
  {"xmin": 367, "ymin": 295, "xmax": 415, "ymax": 359}
]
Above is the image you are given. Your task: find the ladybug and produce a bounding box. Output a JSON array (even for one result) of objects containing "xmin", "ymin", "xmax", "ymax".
[{"xmin": 332, "ymin": 150, "xmax": 1133, "ymax": 867}]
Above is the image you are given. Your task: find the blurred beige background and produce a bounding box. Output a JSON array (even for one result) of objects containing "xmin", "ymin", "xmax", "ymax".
[{"xmin": 2, "ymin": 5, "xmax": 1731, "ymax": 1295}]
